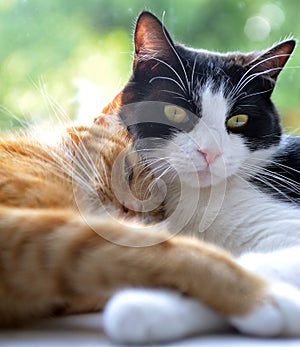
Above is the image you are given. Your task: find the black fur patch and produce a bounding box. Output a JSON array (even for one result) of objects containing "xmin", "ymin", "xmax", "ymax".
[
  {"xmin": 121, "ymin": 44, "xmax": 282, "ymax": 151},
  {"xmin": 120, "ymin": 12, "xmax": 299, "ymax": 206},
  {"xmin": 251, "ymin": 136, "xmax": 300, "ymax": 206}
]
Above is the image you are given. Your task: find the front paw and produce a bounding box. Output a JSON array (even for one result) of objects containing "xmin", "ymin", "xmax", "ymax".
[
  {"xmin": 230, "ymin": 282, "xmax": 300, "ymax": 336},
  {"xmin": 103, "ymin": 288, "xmax": 227, "ymax": 344},
  {"xmin": 103, "ymin": 289, "xmax": 174, "ymax": 344}
]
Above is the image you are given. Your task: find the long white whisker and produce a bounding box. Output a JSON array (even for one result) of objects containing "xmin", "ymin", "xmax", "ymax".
[
  {"xmin": 161, "ymin": 89, "xmax": 187, "ymax": 98},
  {"xmin": 230, "ymin": 53, "xmax": 291, "ymax": 99},
  {"xmin": 148, "ymin": 165, "xmax": 174, "ymax": 192},
  {"xmin": 241, "ymin": 162, "xmax": 300, "ymax": 202},
  {"xmin": 251, "ymin": 157, "xmax": 300, "ymax": 175},
  {"xmin": 237, "ymin": 88, "xmax": 273, "ymax": 102},
  {"xmin": 191, "ymin": 55, "xmax": 198, "ymax": 91},
  {"xmin": 246, "ymin": 163, "xmax": 300, "ymax": 193},
  {"xmin": 18, "ymin": 143, "xmax": 98, "ymax": 196},
  {"xmin": 150, "ymin": 57, "xmax": 188, "ymax": 95},
  {"xmin": 241, "ymin": 168, "xmax": 295, "ymax": 203},
  {"xmin": 0, "ymin": 105, "xmax": 29, "ymax": 128},
  {"xmin": 149, "ymin": 76, "xmax": 187, "ymax": 94},
  {"xmin": 161, "ymin": 16, "xmax": 190, "ymax": 94},
  {"xmin": 30, "ymin": 78, "xmax": 65, "ymax": 126}
]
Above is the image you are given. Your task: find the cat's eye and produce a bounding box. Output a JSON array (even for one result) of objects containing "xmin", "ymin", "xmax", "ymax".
[
  {"xmin": 164, "ymin": 105, "xmax": 187, "ymax": 123},
  {"xmin": 227, "ymin": 114, "xmax": 249, "ymax": 129}
]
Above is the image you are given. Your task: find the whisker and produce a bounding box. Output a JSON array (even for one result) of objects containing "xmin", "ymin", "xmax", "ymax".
[
  {"xmin": 150, "ymin": 57, "xmax": 188, "ymax": 95},
  {"xmin": 161, "ymin": 89, "xmax": 187, "ymax": 99},
  {"xmin": 241, "ymin": 169, "xmax": 295, "ymax": 203},
  {"xmin": 15, "ymin": 143, "xmax": 98, "ymax": 197},
  {"xmin": 161, "ymin": 15, "xmax": 190, "ymax": 94},
  {"xmin": 241, "ymin": 162, "xmax": 300, "ymax": 203},
  {"xmin": 148, "ymin": 165, "xmax": 174, "ymax": 192},
  {"xmin": 149, "ymin": 76, "xmax": 187, "ymax": 94},
  {"xmin": 0, "ymin": 105, "xmax": 30, "ymax": 128},
  {"xmin": 190, "ymin": 55, "xmax": 198, "ymax": 91},
  {"xmin": 230, "ymin": 54, "xmax": 291, "ymax": 100},
  {"xmin": 251, "ymin": 156, "xmax": 300, "ymax": 175},
  {"xmin": 37, "ymin": 78, "xmax": 70, "ymax": 125},
  {"xmin": 237, "ymin": 88, "xmax": 273, "ymax": 102},
  {"xmin": 246, "ymin": 163, "xmax": 300, "ymax": 193}
]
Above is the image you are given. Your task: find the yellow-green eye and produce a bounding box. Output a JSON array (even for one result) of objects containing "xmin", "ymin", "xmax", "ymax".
[
  {"xmin": 164, "ymin": 105, "xmax": 187, "ymax": 123},
  {"xmin": 227, "ymin": 114, "xmax": 249, "ymax": 129}
]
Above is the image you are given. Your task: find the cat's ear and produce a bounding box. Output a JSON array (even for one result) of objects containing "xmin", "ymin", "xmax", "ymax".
[
  {"xmin": 133, "ymin": 11, "xmax": 176, "ymax": 66},
  {"xmin": 247, "ymin": 39, "xmax": 296, "ymax": 83}
]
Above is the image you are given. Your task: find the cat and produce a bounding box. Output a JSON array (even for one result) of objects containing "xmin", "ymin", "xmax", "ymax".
[
  {"xmin": 0, "ymin": 89, "xmax": 275, "ymax": 329},
  {"xmin": 101, "ymin": 11, "xmax": 300, "ymax": 344},
  {"xmin": 1, "ymin": 9, "xmax": 300, "ymax": 345}
]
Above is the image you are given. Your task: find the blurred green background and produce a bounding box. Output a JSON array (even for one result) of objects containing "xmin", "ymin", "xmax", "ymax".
[{"xmin": 0, "ymin": 0, "xmax": 299, "ymax": 133}]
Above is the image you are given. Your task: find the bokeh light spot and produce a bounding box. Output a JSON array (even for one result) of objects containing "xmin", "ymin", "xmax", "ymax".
[{"xmin": 244, "ymin": 16, "xmax": 271, "ymax": 41}]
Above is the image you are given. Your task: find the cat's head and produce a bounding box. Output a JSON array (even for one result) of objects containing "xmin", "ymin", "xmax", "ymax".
[
  {"xmin": 120, "ymin": 11, "xmax": 296, "ymax": 188},
  {"xmin": 67, "ymin": 115, "xmax": 164, "ymax": 222}
]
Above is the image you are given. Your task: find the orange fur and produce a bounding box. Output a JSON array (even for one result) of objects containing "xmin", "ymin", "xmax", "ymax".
[
  {"xmin": 101, "ymin": 89, "xmax": 123, "ymax": 116},
  {"xmin": 0, "ymin": 116, "xmax": 268, "ymax": 326}
]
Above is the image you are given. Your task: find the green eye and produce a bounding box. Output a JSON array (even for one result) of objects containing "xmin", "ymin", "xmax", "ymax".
[
  {"xmin": 164, "ymin": 105, "xmax": 187, "ymax": 123},
  {"xmin": 227, "ymin": 114, "xmax": 249, "ymax": 129}
]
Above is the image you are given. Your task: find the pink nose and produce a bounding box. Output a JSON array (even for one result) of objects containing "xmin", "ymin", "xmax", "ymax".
[{"xmin": 197, "ymin": 148, "xmax": 222, "ymax": 165}]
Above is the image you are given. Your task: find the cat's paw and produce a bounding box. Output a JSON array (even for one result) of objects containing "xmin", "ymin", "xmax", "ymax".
[
  {"xmin": 103, "ymin": 288, "xmax": 228, "ymax": 344},
  {"xmin": 230, "ymin": 282, "xmax": 300, "ymax": 336}
]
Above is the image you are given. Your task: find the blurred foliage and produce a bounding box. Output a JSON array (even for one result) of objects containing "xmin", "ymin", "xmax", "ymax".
[{"xmin": 0, "ymin": 0, "xmax": 299, "ymax": 132}]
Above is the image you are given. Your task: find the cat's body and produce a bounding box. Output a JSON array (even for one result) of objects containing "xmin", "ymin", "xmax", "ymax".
[
  {"xmin": 167, "ymin": 164, "xmax": 300, "ymax": 255},
  {"xmin": 103, "ymin": 12, "xmax": 300, "ymax": 343},
  {"xmin": 2, "ymin": 10, "xmax": 300, "ymax": 345},
  {"xmin": 118, "ymin": 12, "xmax": 300, "ymax": 255},
  {"xmin": 0, "ymin": 114, "xmax": 273, "ymax": 328}
]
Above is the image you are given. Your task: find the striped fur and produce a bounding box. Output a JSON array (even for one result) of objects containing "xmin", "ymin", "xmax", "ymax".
[{"xmin": 0, "ymin": 114, "xmax": 268, "ymax": 326}]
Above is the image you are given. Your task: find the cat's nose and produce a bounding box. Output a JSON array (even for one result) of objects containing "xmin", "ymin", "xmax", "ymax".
[{"xmin": 197, "ymin": 148, "xmax": 222, "ymax": 165}]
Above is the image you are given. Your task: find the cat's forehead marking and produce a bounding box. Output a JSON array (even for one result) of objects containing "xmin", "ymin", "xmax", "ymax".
[
  {"xmin": 194, "ymin": 81, "xmax": 229, "ymax": 126},
  {"xmin": 202, "ymin": 84, "xmax": 228, "ymax": 119}
]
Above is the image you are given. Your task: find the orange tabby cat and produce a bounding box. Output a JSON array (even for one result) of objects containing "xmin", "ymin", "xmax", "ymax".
[{"xmin": 0, "ymin": 112, "xmax": 268, "ymax": 327}]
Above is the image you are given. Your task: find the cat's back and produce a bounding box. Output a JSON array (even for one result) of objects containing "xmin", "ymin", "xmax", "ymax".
[
  {"xmin": 0, "ymin": 135, "xmax": 74, "ymax": 209},
  {"xmin": 0, "ymin": 119, "xmax": 164, "ymax": 221},
  {"xmin": 275, "ymin": 136, "xmax": 300, "ymax": 178}
]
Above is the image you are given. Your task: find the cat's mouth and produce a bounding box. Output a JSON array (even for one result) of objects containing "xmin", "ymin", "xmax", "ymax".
[
  {"xmin": 181, "ymin": 154, "xmax": 229, "ymax": 188},
  {"xmin": 182, "ymin": 149, "xmax": 226, "ymax": 187},
  {"xmin": 196, "ymin": 168, "xmax": 226, "ymax": 187}
]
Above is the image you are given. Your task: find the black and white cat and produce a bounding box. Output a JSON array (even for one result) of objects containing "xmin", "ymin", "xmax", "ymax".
[{"xmin": 103, "ymin": 12, "xmax": 300, "ymax": 344}]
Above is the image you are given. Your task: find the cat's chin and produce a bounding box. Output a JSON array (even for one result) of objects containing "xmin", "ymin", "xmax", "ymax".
[
  {"xmin": 199, "ymin": 173, "xmax": 227, "ymax": 188},
  {"xmin": 179, "ymin": 170, "xmax": 227, "ymax": 189}
]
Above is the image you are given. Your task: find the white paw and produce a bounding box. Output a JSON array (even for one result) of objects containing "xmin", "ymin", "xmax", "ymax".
[
  {"xmin": 103, "ymin": 288, "xmax": 228, "ymax": 344},
  {"xmin": 230, "ymin": 282, "xmax": 300, "ymax": 336}
]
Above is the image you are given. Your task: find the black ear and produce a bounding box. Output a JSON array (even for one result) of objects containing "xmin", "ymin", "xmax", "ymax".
[
  {"xmin": 247, "ymin": 39, "xmax": 296, "ymax": 83},
  {"xmin": 133, "ymin": 11, "xmax": 176, "ymax": 66}
]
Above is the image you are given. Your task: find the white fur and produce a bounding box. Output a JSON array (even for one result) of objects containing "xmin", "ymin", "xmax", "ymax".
[
  {"xmin": 103, "ymin": 288, "xmax": 228, "ymax": 344},
  {"xmin": 230, "ymin": 282, "xmax": 300, "ymax": 336},
  {"xmin": 103, "ymin": 83, "xmax": 300, "ymax": 343},
  {"xmin": 172, "ymin": 173, "xmax": 300, "ymax": 254},
  {"xmin": 103, "ymin": 283, "xmax": 300, "ymax": 343},
  {"xmin": 162, "ymin": 84, "xmax": 300, "ymax": 253},
  {"xmin": 154, "ymin": 84, "xmax": 250, "ymax": 188}
]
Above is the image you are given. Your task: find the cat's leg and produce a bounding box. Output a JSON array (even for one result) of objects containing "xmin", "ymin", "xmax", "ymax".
[
  {"xmin": 103, "ymin": 247, "xmax": 300, "ymax": 343},
  {"xmin": 0, "ymin": 207, "xmax": 267, "ymax": 327},
  {"xmin": 103, "ymin": 288, "xmax": 228, "ymax": 344},
  {"xmin": 102, "ymin": 283, "xmax": 300, "ymax": 345},
  {"xmin": 230, "ymin": 282, "xmax": 300, "ymax": 336},
  {"xmin": 103, "ymin": 284, "xmax": 300, "ymax": 345},
  {"xmin": 229, "ymin": 247, "xmax": 300, "ymax": 336},
  {"xmin": 9, "ymin": 205, "xmax": 299, "ymax": 341}
]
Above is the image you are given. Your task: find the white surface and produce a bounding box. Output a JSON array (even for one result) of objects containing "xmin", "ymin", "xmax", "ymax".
[{"xmin": 1, "ymin": 313, "xmax": 300, "ymax": 347}]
